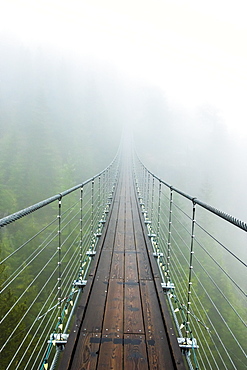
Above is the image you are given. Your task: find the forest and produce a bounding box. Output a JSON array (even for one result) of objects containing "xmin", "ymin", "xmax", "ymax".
[{"xmin": 0, "ymin": 39, "xmax": 123, "ymax": 218}]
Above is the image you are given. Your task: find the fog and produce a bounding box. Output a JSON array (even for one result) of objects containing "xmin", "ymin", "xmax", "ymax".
[{"xmin": 0, "ymin": 0, "xmax": 247, "ymax": 226}]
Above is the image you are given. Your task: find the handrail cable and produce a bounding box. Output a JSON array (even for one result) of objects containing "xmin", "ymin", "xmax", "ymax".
[
  {"xmin": 135, "ymin": 153, "xmax": 247, "ymax": 233},
  {"xmin": 0, "ymin": 152, "xmax": 119, "ymax": 228}
]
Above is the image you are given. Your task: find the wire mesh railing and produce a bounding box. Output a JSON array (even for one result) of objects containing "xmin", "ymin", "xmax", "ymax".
[
  {"xmin": 0, "ymin": 155, "xmax": 120, "ymax": 370},
  {"xmin": 133, "ymin": 153, "xmax": 247, "ymax": 370}
]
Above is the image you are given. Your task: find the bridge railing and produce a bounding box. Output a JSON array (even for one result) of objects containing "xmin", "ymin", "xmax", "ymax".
[
  {"xmin": 0, "ymin": 155, "xmax": 120, "ymax": 370},
  {"xmin": 133, "ymin": 153, "xmax": 247, "ymax": 370}
]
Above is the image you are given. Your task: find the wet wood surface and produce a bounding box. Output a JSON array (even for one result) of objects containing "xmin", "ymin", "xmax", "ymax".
[{"xmin": 59, "ymin": 159, "xmax": 185, "ymax": 370}]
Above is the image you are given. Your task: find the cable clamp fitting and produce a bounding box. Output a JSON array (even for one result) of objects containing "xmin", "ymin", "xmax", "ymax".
[
  {"xmin": 177, "ymin": 337, "xmax": 199, "ymax": 353},
  {"xmin": 86, "ymin": 250, "xmax": 96, "ymax": 257},
  {"xmin": 74, "ymin": 279, "xmax": 87, "ymax": 288},
  {"xmin": 48, "ymin": 333, "xmax": 69, "ymax": 348},
  {"xmin": 153, "ymin": 252, "xmax": 164, "ymax": 258},
  {"xmin": 161, "ymin": 281, "xmax": 175, "ymax": 290}
]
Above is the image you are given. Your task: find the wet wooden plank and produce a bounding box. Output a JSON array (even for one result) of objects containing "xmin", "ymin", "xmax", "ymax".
[
  {"xmin": 125, "ymin": 191, "xmax": 135, "ymax": 252},
  {"xmin": 81, "ymin": 279, "xmax": 108, "ymax": 333},
  {"xmin": 69, "ymin": 332, "xmax": 100, "ymax": 370},
  {"xmin": 152, "ymin": 278, "xmax": 186, "ymax": 370},
  {"xmin": 135, "ymin": 243, "xmax": 153, "ymax": 281},
  {"xmin": 96, "ymin": 280, "xmax": 124, "ymax": 368},
  {"xmin": 124, "ymin": 283, "xmax": 144, "ymax": 335},
  {"xmin": 110, "ymin": 251, "xmax": 124, "ymax": 279},
  {"xmin": 133, "ymin": 204, "xmax": 153, "ymax": 280},
  {"xmin": 97, "ymin": 334, "xmax": 124, "ymax": 370},
  {"xmin": 94, "ymin": 250, "xmax": 113, "ymax": 279},
  {"xmin": 130, "ymin": 190, "xmax": 153, "ymax": 281},
  {"xmin": 80, "ymin": 253, "xmax": 113, "ymax": 333},
  {"xmin": 125, "ymin": 251, "xmax": 139, "ymax": 282},
  {"xmin": 113, "ymin": 183, "xmax": 126, "ymax": 252},
  {"xmin": 123, "ymin": 334, "xmax": 149, "ymax": 370},
  {"xmin": 113, "ymin": 210, "xmax": 126, "ymax": 252},
  {"xmin": 140, "ymin": 280, "xmax": 176, "ymax": 370},
  {"xmin": 102, "ymin": 173, "xmax": 122, "ymax": 252},
  {"xmin": 98, "ymin": 279, "xmax": 124, "ymax": 369},
  {"xmin": 102, "ymin": 200, "xmax": 119, "ymax": 251},
  {"xmin": 102, "ymin": 279, "xmax": 124, "ymax": 335}
]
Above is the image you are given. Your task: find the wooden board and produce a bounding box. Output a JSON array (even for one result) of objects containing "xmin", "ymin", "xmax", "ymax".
[
  {"xmin": 110, "ymin": 251, "xmax": 125, "ymax": 279},
  {"xmin": 102, "ymin": 279, "xmax": 124, "ymax": 335},
  {"xmin": 125, "ymin": 251, "xmax": 139, "ymax": 282},
  {"xmin": 69, "ymin": 332, "xmax": 100, "ymax": 370},
  {"xmin": 124, "ymin": 283, "xmax": 144, "ymax": 335},
  {"xmin": 140, "ymin": 280, "xmax": 176, "ymax": 370},
  {"xmin": 123, "ymin": 334, "xmax": 149, "ymax": 370},
  {"xmin": 96, "ymin": 333, "xmax": 124, "ymax": 369}
]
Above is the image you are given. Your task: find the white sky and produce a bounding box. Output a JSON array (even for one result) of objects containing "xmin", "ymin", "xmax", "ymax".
[{"xmin": 1, "ymin": 0, "xmax": 247, "ymax": 138}]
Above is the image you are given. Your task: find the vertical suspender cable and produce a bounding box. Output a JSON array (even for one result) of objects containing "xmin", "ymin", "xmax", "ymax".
[
  {"xmin": 103, "ymin": 172, "xmax": 106, "ymax": 205},
  {"xmin": 144, "ymin": 167, "xmax": 148, "ymax": 205},
  {"xmin": 80, "ymin": 186, "xmax": 84, "ymax": 271},
  {"xmin": 57, "ymin": 197, "xmax": 62, "ymax": 338},
  {"xmin": 151, "ymin": 176, "xmax": 155, "ymax": 224},
  {"xmin": 186, "ymin": 200, "xmax": 196, "ymax": 338},
  {"xmin": 156, "ymin": 180, "xmax": 162, "ymax": 250},
  {"xmin": 147, "ymin": 173, "xmax": 151, "ymax": 211},
  {"xmin": 166, "ymin": 188, "xmax": 173, "ymax": 284},
  {"xmin": 98, "ymin": 176, "xmax": 101, "ymax": 224},
  {"xmin": 91, "ymin": 179, "xmax": 94, "ymax": 247}
]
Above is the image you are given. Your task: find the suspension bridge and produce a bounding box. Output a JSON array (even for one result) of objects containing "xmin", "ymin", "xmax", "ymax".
[{"xmin": 0, "ymin": 146, "xmax": 246, "ymax": 370}]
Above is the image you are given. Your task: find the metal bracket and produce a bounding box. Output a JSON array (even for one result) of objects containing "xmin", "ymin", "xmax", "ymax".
[
  {"xmin": 153, "ymin": 252, "xmax": 164, "ymax": 258},
  {"xmin": 48, "ymin": 333, "xmax": 69, "ymax": 346},
  {"xmin": 74, "ymin": 280, "xmax": 87, "ymax": 287},
  {"xmin": 161, "ymin": 282, "xmax": 175, "ymax": 290},
  {"xmin": 177, "ymin": 337, "xmax": 199, "ymax": 351},
  {"xmin": 86, "ymin": 250, "xmax": 96, "ymax": 257}
]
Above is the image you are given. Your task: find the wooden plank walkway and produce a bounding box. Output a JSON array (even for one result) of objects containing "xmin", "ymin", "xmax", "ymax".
[{"xmin": 58, "ymin": 159, "xmax": 186, "ymax": 370}]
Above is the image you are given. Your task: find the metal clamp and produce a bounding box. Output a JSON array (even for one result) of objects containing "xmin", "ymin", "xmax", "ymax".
[
  {"xmin": 177, "ymin": 337, "xmax": 199, "ymax": 351},
  {"xmin": 74, "ymin": 280, "xmax": 87, "ymax": 287},
  {"xmin": 86, "ymin": 250, "xmax": 96, "ymax": 257},
  {"xmin": 161, "ymin": 282, "xmax": 175, "ymax": 290},
  {"xmin": 48, "ymin": 333, "xmax": 69, "ymax": 346},
  {"xmin": 153, "ymin": 252, "xmax": 164, "ymax": 258}
]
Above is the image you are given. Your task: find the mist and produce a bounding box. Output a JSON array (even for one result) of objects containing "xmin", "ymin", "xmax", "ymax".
[
  {"xmin": 133, "ymin": 89, "xmax": 247, "ymax": 221},
  {"xmin": 0, "ymin": 1, "xmax": 246, "ymax": 235},
  {"xmin": 1, "ymin": 36, "xmax": 247, "ymax": 222}
]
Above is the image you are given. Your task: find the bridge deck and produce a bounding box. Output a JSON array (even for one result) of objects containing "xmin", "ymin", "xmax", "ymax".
[{"xmin": 59, "ymin": 161, "xmax": 185, "ymax": 369}]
